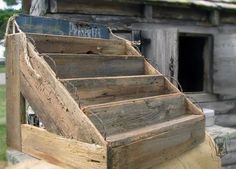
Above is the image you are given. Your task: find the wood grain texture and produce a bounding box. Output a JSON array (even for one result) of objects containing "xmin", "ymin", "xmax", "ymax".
[
  {"xmin": 21, "ymin": 124, "xmax": 107, "ymax": 169},
  {"xmin": 141, "ymin": 29, "xmax": 178, "ymax": 83},
  {"xmin": 51, "ymin": 0, "xmax": 142, "ymax": 17},
  {"xmin": 108, "ymin": 115, "xmax": 205, "ymax": 169},
  {"xmin": 20, "ymin": 35, "xmax": 105, "ymax": 145},
  {"xmin": 26, "ymin": 33, "xmax": 126, "ymax": 55},
  {"xmin": 125, "ymin": 41, "xmax": 141, "ymax": 56},
  {"xmin": 144, "ymin": 59, "xmax": 161, "ymax": 75},
  {"xmin": 214, "ymin": 34, "xmax": 236, "ymax": 97},
  {"xmin": 6, "ymin": 34, "xmax": 25, "ymax": 150},
  {"xmin": 83, "ymin": 94, "xmax": 186, "ymax": 136},
  {"xmin": 62, "ymin": 75, "xmax": 177, "ymax": 107},
  {"xmin": 44, "ymin": 53, "xmax": 144, "ymax": 78}
]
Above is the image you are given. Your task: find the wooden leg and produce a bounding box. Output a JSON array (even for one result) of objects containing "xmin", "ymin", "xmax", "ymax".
[{"xmin": 6, "ymin": 34, "xmax": 25, "ymax": 150}]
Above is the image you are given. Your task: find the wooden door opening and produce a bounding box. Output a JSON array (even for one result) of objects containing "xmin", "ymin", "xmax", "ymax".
[{"xmin": 178, "ymin": 34, "xmax": 212, "ymax": 93}]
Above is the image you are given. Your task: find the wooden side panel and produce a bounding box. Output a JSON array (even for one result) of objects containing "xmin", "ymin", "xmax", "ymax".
[
  {"xmin": 44, "ymin": 54, "xmax": 144, "ymax": 78},
  {"xmin": 83, "ymin": 94, "xmax": 186, "ymax": 136},
  {"xmin": 109, "ymin": 115, "xmax": 205, "ymax": 169},
  {"xmin": 27, "ymin": 33, "xmax": 126, "ymax": 55},
  {"xmin": 62, "ymin": 75, "xmax": 177, "ymax": 107},
  {"xmin": 20, "ymin": 35, "xmax": 105, "ymax": 145},
  {"xmin": 21, "ymin": 124, "xmax": 107, "ymax": 169},
  {"xmin": 214, "ymin": 34, "xmax": 236, "ymax": 97},
  {"xmin": 6, "ymin": 34, "xmax": 25, "ymax": 150}
]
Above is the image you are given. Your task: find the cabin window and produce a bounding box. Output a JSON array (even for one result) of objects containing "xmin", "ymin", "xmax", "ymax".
[{"xmin": 178, "ymin": 34, "xmax": 212, "ymax": 93}]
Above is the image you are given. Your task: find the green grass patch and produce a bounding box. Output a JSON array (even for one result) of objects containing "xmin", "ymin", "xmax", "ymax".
[
  {"xmin": 0, "ymin": 85, "xmax": 6, "ymax": 161},
  {"xmin": 0, "ymin": 65, "xmax": 5, "ymax": 73}
]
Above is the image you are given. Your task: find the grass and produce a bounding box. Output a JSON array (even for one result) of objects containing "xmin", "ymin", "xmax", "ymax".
[
  {"xmin": 0, "ymin": 85, "xmax": 6, "ymax": 161},
  {"xmin": 0, "ymin": 65, "xmax": 5, "ymax": 73}
]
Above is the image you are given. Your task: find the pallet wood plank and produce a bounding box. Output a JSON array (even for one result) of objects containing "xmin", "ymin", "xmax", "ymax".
[
  {"xmin": 44, "ymin": 53, "xmax": 144, "ymax": 78},
  {"xmin": 21, "ymin": 124, "xmax": 107, "ymax": 169},
  {"xmin": 26, "ymin": 33, "xmax": 126, "ymax": 55},
  {"xmin": 20, "ymin": 34, "xmax": 105, "ymax": 145},
  {"xmin": 62, "ymin": 75, "xmax": 177, "ymax": 107}
]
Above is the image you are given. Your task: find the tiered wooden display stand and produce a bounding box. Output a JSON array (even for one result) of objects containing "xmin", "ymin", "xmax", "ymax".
[{"xmin": 5, "ymin": 18, "xmax": 205, "ymax": 169}]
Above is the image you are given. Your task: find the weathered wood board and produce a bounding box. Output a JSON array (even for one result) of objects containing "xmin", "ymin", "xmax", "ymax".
[
  {"xmin": 44, "ymin": 54, "xmax": 144, "ymax": 78},
  {"xmin": 84, "ymin": 94, "xmax": 186, "ymax": 136},
  {"xmin": 141, "ymin": 28, "xmax": 178, "ymax": 82},
  {"xmin": 108, "ymin": 115, "xmax": 205, "ymax": 169},
  {"xmin": 21, "ymin": 124, "xmax": 107, "ymax": 169},
  {"xmin": 214, "ymin": 34, "xmax": 236, "ymax": 97},
  {"xmin": 62, "ymin": 75, "xmax": 178, "ymax": 107},
  {"xmin": 6, "ymin": 34, "xmax": 25, "ymax": 150},
  {"xmin": 50, "ymin": 0, "xmax": 142, "ymax": 17},
  {"xmin": 27, "ymin": 33, "xmax": 126, "ymax": 55}
]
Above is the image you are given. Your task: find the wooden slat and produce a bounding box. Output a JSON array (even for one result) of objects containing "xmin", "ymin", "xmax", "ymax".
[
  {"xmin": 108, "ymin": 115, "xmax": 205, "ymax": 169},
  {"xmin": 83, "ymin": 94, "xmax": 186, "ymax": 136},
  {"xmin": 26, "ymin": 33, "xmax": 126, "ymax": 55},
  {"xmin": 6, "ymin": 34, "xmax": 25, "ymax": 150},
  {"xmin": 21, "ymin": 124, "xmax": 107, "ymax": 169},
  {"xmin": 61, "ymin": 75, "xmax": 177, "ymax": 107},
  {"xmin": 44, "ymin": 53, "xmax": 144, "ymax": 78},
  {"xmin": 20, "ymin": 35, "xmax": 105, "ymax": 145}
]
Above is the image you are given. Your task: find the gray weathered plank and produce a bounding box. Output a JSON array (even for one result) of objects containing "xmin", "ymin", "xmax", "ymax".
[
  {"xmin": 214, "ymin": 34, "xmax": 236, "ymax": 97},
  {"xmin": 141, "ymin": 28, "xmax": 178, "ymax": 84},
  {"xmin": 61, "ymin": 75, "xmax": 178, "ymax": 107},
  {"xmin": 50, "ymin": 0, "xmax": 142, "ymax": 17},
  {"xmin": 83, "ymin": 94, "xmax": 186, "ymax": 136},
  {"xmin": 109, "ymin": 115, "xmax": 205, "ymax": 169},
  {"xmin": 43, "ymin": 53, "xmax": 144, "ymax": 78},
  {"xmin": 26, "ymin": 33, "xmax": 126, "ymax": 55}
]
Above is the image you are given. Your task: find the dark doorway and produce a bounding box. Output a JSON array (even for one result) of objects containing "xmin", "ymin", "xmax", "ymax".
[{"xmin": 178, "ymin": 35, "xmax": 207, "ymax": 92}]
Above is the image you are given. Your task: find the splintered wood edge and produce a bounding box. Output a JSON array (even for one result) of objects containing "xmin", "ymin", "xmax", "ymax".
[{"xmin": 21, "ymin": 124, "xmax": 107, "ymax": 169}]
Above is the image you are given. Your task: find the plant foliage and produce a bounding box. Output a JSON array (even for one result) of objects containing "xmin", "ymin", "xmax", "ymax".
[
  {"xmin": 0, "ymin": 9, "xmax": 17, "ymax": 39},
  {"xmin": 3, "ymin": 0, "xmax": 17, "ymax": 6}
]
